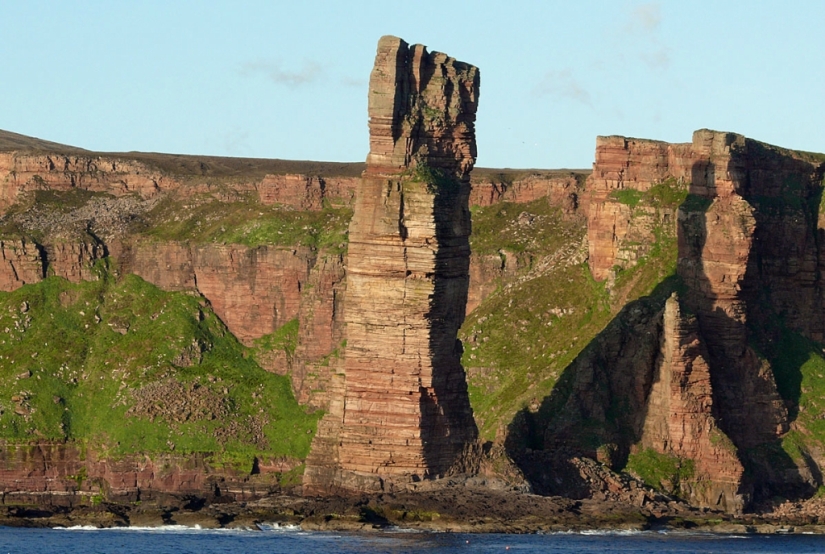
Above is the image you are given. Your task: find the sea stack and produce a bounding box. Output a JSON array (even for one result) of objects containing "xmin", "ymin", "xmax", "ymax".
[{"xmin": 304, "ymin": 35, "xmax": 480, "ymax": 493}]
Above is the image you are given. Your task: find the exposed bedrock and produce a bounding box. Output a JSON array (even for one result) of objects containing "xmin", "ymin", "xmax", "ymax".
[
  {"xmin": 512, "ymin": 290, "xmax": 744, "ymax": 511},
  {"xmin": 640, "ymin": 294, "xmax": 745, "ymax": 511},
  {"xmin": 0, "ymin": 442, "xmax": 300, "ymax": 507},
  {"xmin": 568, "ymin": 129, "xmax": 825, "ymax": 509},
  {"xmin": 304, "ymin": 35, "xmax": 480, "ymax": 494},
  {"xmin": 0, "ymin": 152, "xmax": 360, "ymax": 210},
  {"xmin": 586, "ymin": 135, "xmax": 693, "ymax": 282},
  {"xmin": 470, "ymin": 172, "xmax": 586, "ymax": 213}
]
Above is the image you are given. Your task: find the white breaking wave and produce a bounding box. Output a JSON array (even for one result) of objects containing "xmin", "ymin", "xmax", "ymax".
[{"xmin": 53, "ymin": 524, "xmax": 259, "ymax": 534}]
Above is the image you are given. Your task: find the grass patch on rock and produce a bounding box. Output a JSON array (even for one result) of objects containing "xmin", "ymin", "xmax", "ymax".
[
  {"xmin": 138, "ymin": 195, "xmax": 351, "ymax": 253},
  {"xmin": 625, "ymin": 448, "xmax": 695, "ymax": 495},
  {"xmin": 462, "ymin": 180, "xmax": 685, "ymax": 441},
  {"xmin": 469, "ymin": 197, "xmax": 583, "ymax": 256}
]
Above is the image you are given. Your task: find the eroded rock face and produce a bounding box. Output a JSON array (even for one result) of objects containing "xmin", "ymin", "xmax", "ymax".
[
  {"xmin": 572, "ymin": 129, "xmax": 825, "ymax": 510},
  {"xmin": 257, "ymin": 174, "xmax": 358, "ymax": 209},
  {"xmin": 0, "ymin": 153, "xmax": 172, "ymax": 209},
  {"xmin": 470, "ymin": 172, "xmax": 586, "ymax": 214},
  {"xmin": 640, "ymin": 294, "xmax": 744, "ymax": 512},
  {"xmin": 0, "ymin": 442, "xmax": 299, "ymax": 506},
  {"xmin": 0, "ymin": 239, "xmax": 105, "ymax": 290},
  {"xmin": 0, "ymin": 152, "xmax": 357, "ymax": 212},
  {"xmin": 678, "ymin": 131, "xmax": 788, "ymax": 453},
  {"xmin": 0, "ymin": 240, "xmax": 44, "ymax": 291},
  {"xmin": 290, "ymin": 252, "xmax": 347, "ymax": 408},
  {"xmin": 120, "ymin": 242, "xmax": 315, "ymax": 347},
  {"xmin": 586, "ymin": 136, "xmax": 693, "ymax": 281},
  {"xmin": 304, "ymin": 36, "xmax": 480, "ymax": 494}
]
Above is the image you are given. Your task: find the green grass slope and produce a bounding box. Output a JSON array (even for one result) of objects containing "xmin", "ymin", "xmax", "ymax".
[
  {"xmin": 462, "ymin": 181, "xmax": 686, "ymax": 440},
  {"xmin": 0, "ymin": 263, "xmax": 319, "ymax": 468}
]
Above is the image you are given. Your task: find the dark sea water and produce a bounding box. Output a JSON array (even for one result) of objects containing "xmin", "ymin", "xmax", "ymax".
[{"xmin": 2, "ymin": 525, "xmax": 825, "ymax": 554}]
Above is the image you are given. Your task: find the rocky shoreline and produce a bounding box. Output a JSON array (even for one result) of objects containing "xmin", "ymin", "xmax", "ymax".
[{"xmin": 1, "ymin": 486, "xmax": 824, "ymax": 535}]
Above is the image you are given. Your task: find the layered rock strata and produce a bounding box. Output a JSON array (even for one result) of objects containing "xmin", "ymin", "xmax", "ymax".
[
  {"xmin": 0, "ymin": 151, "xmax": 358, "ymax": 210},
  {"xmin": 639, "ymin": 294, "xmax": 744, "ymax": 511},
  {"xmin": 0, "ymin": 442, "xmax": 300, "ymax": 507},
  {"xmin": 586, "ymin": 136, "xmax": 693, "ymax": 281},
  {"xmin": 0, "ymin": 240, "xmax": 43, "ymax": 291},
  {"xmin": 573, "ymin": 129, "xmax": 825, "ymax": 509},
  {"xmin": 256, "ymin": 174, "xmax": 358, "ymax": 209},
  {"xmin": 304, "ymin": 36, "xmax": 480, "ymax": 494},
  {"xmin": 470, "ymin": 172, "xmax": 587, "ymax": 214}
]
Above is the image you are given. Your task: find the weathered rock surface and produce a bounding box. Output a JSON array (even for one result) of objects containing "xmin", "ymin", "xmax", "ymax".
[
  {"xmin": 639, "ymin": 293, "xmax": 744, "ymax": 511},
  {"xmin": 0, "ymin": 151, "xmax": 358, "ymax": 212},
  {"xmin": 0, "ymin": 240, "xmax": 43, "ymax": 291},
  {"xmin": 304, "ymin": 35, "xmax": 480, "ymax": 494},
  {"xmin": 586, "ymin": 136, "xmax": 692, "ymax": 281},
  {"xmin": 0, "ymin": 152, "xmax": 172, "ymax": 210},
  {"xmin": 677, "ymin": 130, "xmax": 824, "ymax": 499},
  {"xmin": 0, "ymin": 441, "xmax": 299, "ymax": 508},
  {"xmin": 290, "ymin": 252, "xmax": 347, "ymax": 407},
  {"xmin": 256, "ymin": 173, "xmax": 358, "ymax": 209},
  {"xmin": 470, "ymin": 171, "xmax": 586, "ymax": 213},
  {"xmin": 566, "ymin": 129, "xmax": 825, "ymax": 511}
]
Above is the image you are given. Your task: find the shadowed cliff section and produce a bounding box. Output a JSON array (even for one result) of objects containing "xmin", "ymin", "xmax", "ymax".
[{"xmin": 499, "ymin": 130, "xmax": 825, "ymax": 513}]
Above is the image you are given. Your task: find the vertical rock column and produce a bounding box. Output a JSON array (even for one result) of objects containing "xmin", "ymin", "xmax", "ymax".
[{"xmin": 304, "ymin": 35, "xmax": 480, "ymax": 493}]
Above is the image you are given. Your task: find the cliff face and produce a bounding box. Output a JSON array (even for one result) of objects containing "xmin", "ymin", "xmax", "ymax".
[
  {"xmin": 640, "ymin": 294, "xmax": 744, "ymax": 511},
  {"xmin": 586, "ymin": 136, "xmax": 693, "ymax": 282},
  {"xmin": 304, "ymin": 35, "xmax": 480, "ymax": 494},
  {"xmin": 679, "ymin": 131, "xmax": 824, "ymax": 498},
  {"xmin": 0, "ymin": 442, "xmax": 298, "ymax": 507},
  {"xmin": 2, "ymin": 61, "xmax": 824, "ymax": 516},
  {"xmin": 0, "ymin": 151, "xmax": 361, "ymax": 211},
  {"xmin": 256, "ymin": 173, "xmax": 358, "ymax": 209},
  {"xmin": 533, "ymin": 129, "xmax": 825, "ymax": 510},
  {"xmin": 0, "ymin": 153, "xmax": 171, "ymax": 210},
  {"xmin": 0, "ymin": 240, "xmax": 43, "ymax": 291},
  {"xmin": 470, "ymin": 172, "xmax": 585, "ymax": 214}
]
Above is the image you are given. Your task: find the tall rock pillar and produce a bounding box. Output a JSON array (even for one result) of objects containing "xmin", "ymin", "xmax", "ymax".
[{"xmin": 304, "ymin": 36, "xmax": 480, "ymax": 494}]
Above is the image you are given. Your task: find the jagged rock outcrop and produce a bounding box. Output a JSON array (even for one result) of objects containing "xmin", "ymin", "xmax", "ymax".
[
  {"xmin": 639, "ymin": 293, "xmax": 744, "ymax": 511},
  {"xmin": 304, "ymin": 35, "xmax": 480, "ymax": 494}
]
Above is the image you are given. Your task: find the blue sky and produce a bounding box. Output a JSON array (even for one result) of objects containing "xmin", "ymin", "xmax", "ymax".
[{"xmin": 1, "ymin": 1, "xmax": 823, "ymax": 168}]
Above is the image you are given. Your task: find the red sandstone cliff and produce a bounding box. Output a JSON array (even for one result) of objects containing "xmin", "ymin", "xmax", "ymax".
[
  {"xmin": 560, "ymin": 129, "xmax": 825, "ymax": 510},
  {"xmin": 0, "ymin": 442, "xmax": 299, "ymax": 508},
  {"xmin": 586, "ymin": 136, "xmax": 693, "ymax": 282},
  {"xmin": 303, "ymin": 35, "xmax": 480, "ymax": 494},
  {"xmin": 640, "ymin": 293, "xmax": 744, "ymax": 511},
  {"xmin": 0, "ymin": 150, "xmax": 360, "ymax": 211}
]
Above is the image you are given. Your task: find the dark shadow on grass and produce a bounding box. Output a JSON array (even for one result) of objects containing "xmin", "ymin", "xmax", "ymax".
[{"xmin": 504, "ymin": 275, "xmax": 682, "ymax": 497}]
